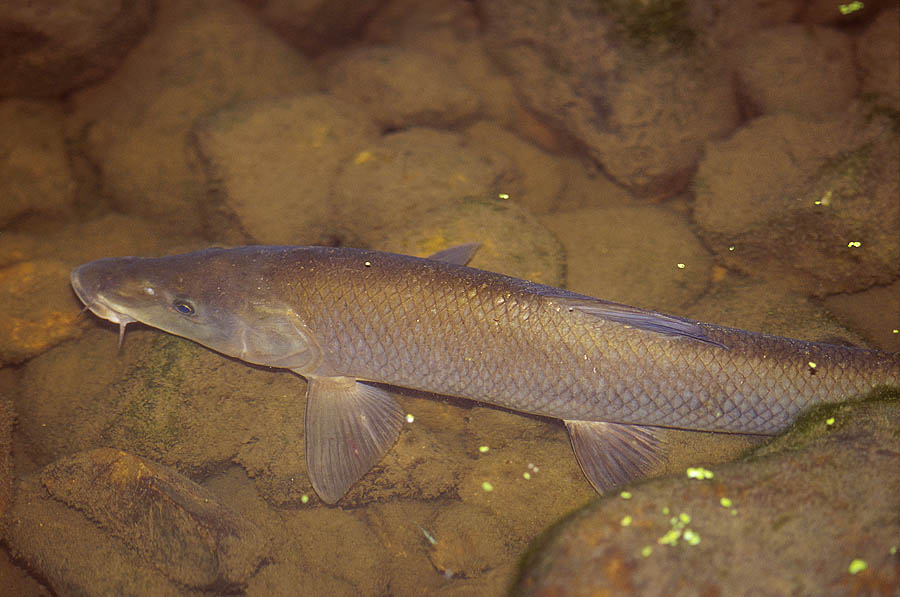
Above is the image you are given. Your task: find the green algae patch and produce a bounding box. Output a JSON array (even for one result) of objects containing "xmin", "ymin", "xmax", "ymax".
[
  {"xmin": 104, "ymin": 335, "xmax": 197, "ymax": 457},
  {"xmin": 750, "ymin": 385, "xmax": 900, "ymax": 458},
  {"xmin": 514, "ymin": 384, "xmax": 900, "ymax": 594},
  {"xmin": 594, "ymin": 0, "xmax": 695, "ymax": 51}
]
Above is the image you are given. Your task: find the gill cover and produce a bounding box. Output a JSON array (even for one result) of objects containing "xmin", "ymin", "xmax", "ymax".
[{"xmin": 70, "ymin": 251, "xmax": 321, "ymax": 371}]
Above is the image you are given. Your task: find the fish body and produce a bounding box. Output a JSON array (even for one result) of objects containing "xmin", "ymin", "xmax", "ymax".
[{"xmin": 71, "ymin": 245, "xmax": 900, "ymax": 503}]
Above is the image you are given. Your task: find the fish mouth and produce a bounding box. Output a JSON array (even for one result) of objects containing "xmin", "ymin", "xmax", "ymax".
[{"xmin": 71, "ymin": 266, "xmax": 137, "ymax": 347}]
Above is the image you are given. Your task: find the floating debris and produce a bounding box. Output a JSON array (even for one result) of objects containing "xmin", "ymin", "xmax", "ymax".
[
  {"xmin": 686, "ymin": 467, "xmax": 714, "ymax": 480},
  {"xmin": 405, "ymin": 413, "xmax": 415, "ymax": 423},
  {"xmin": 657, "ymin": 510, "xmax": 700, "ymax": 547},
  {"xmin": 839, "ymin": 1, "xmax": 864, "ymax": 16},
  {"xmin": 417, "ymin": 524, "xmax": 438, "ymax": 546},
  {"xmin": 658, "ymin": 529, "xmax": 681, "ymax": 546}
]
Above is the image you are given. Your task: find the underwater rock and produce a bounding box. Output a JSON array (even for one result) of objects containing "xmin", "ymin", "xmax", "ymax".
[
  {"xmin": 325, "ymin": 46, "xmax": 481, "ymax": 130},
  {"xmin": 0, "ymin": 212, "xmax": 200, "ymax": 268},
  {"xmin": 541, "ymin": 205, "xmax": 713, "ymax": 313},
  {"xmin": 248, "ymin": 0, "xmax": 383, "ymax": 55},
  {"xmin": 823, "ymin": 279, "xmax": 900, "ymax": 353},
  {"xmin": 41, "ymin": 448, "xmax": 266, "ymax": 587},
  {"xmin": 330, "ymin": 127, "xmax": 516, "ymax": 245},
  {"xmin": 464, "ymin": 122, "xmax": 564, "ymax": 216},
  {"xmin": 478, "ymin": 0, "xmax": 739, "ymax": 197},
  {"xmin": 3, "ymin": 472, "xmax": 183, "ymax": 595},
  {"xmin": 0, "ymin": 0, "xmax": 154, "ymax": 97},
  {"xmin": 694, "ymin": 110, "xmax": 900, "ymax": 296},
  {"xmin": 514, "ymin": 388, "xmax": 900, "ymax": 595},
  {"xmin": 684, "ymin": 277, "xmax": 873, "ymax": 352},
  {"xmin": 0, "ymin": 260, "xmax": 83, "ymax": 365},
  {"xmin": 0, "ymin": 395, "xmax": 11, "ymax": 518},
  {"xmin": 733, "ymin": 24, "xmax": 857, "ymax": 119},
  {"xmin": 426, "ymin": 503, "xmax": 510, "ymax": 579},
  {"xmin": 2, "ymin": 448, "xmax": 267, "ymax": 593},
  {"xmin": 856, "ymin": 6, "xmax": 900, "ymax": 111},
  {"xmin": 14, "ymin": 329, "xmax": 300, "ymax": 476},
  {"xmin": 380, "ymin": 197, "xmax": 565, "ymax": 287},
  {"xmin": 0, "ymin": 100, "xmax": 74, "ymax": 227},
  {"xmin": 193, "ymin": 94, "xmax": 378, "ymax": 245},
  {"xmin": 68, "ymin": 0, "xmax": 320, "ymax": 236},
  {"xmin": 686, "ymin": 0, "xmax": 801, "ymax": 49}
]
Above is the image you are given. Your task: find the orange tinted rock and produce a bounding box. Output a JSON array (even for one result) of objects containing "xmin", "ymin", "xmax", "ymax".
[
  {"xmin": 0, "ymin": 260, "xmax": 83, "ymax": 365},
  {"xmin": 41, "ymin": 448, "xmax": 267, "ymax": 588}
]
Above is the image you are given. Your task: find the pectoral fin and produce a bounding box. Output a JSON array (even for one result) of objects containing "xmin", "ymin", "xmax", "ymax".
[
  {"xmin": 304, "ymin": 376, "xmax": 404, "ymax": 504},
  {"xmin": 565, "ymin": 420, "xmax": 666, "ymax": 494}
]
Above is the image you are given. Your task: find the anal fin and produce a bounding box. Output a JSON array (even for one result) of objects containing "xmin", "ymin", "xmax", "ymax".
[
  {"xmin": 564, "ymin": 420, "xmax": 666, "ymax": 494},
  {"xmin": 304, "ymin": 376, "xmax": 404, "ymax": 504}
]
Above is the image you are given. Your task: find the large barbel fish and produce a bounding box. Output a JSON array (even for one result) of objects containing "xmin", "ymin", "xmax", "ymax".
[{"xmin": 70, "ymin": 245, "xmax": 900, "ymax": 503}]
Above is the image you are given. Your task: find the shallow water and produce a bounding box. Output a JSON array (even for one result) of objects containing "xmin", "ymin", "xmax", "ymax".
[{"xmin": 1, "ymin": 1, "xmax": 898, "ymax": 595}]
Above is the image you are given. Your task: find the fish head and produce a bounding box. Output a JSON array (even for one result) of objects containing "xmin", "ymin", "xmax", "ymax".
[{"xmin": 71, "ymin": 248, "xmax": 321, "ymax": 371}]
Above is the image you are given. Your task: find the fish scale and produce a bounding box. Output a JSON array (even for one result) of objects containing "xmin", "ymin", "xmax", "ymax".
[
  {"xmin": 70, "ymin": 245, "xmax": 900, "ymax": 502},
  {"xmin": 286, "ymin": 248, "xmax": 898, "ymax": 435}
]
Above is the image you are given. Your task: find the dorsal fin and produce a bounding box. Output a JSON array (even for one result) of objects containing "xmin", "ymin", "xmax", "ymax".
[
  {"xmin": 553, "ymin": 295, "xmax": 727, "ymax": 348},
  {"xmin": 426, "ymin": 243, "xmax": 480, "ymax": 266}
]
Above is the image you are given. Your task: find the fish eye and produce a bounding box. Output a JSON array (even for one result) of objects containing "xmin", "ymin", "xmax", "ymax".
[{"xmin": 173, "ymin": 299, "xmax": 196, "ymax": 316}]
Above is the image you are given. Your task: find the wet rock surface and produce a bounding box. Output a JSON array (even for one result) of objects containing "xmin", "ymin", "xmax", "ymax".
[
  {"xmin": 0, "ymin": 395, "xmax": 12, "ymax": 518},
  {"xmin": 479, "ymin": 0, "xmax": 739, "ymax": 196},
  {"xmin": 67, "ymin": 0, "xmax": 320, "ymax": 235},
  {"xmin": 193, "ymin": 94, "xmax": 378, "ymax": 245},
  {"xmin": 694, "ymin": 111, "xmax": 900, "ymax": 295},
  {"xmin": 0, "ymin": 100, "xmax": 74, "ymax": 227},
  {"xmin": 330, "ymin": 127, "xmax": 516, "ymax": 244},
  {"xmin": 381, "ymin": 197, "xmax": 566, "ymax": 287},
  {"xmin": 0, "ymin": 260, "xmax": 84, "ymax": 365},
  {"xmin": 325, "ymin": 46, "xmax": 481, "ymax": 129},
  {"xmin": 514, "ymin": 389, "xmax": 900, "ymax": 596},
  {"xmin": 0, "ymin": 0, "xmax": 155, "ymax": 98},
  {"xmin": 15, "ymin": 330, "xmax": 303, "ymax": 476},
  {"xmin": 856, "ymin": 6, "xmax": 900, "ymax": 111},
  {"xmin": 733, "ymin": 24, "xmax": 858, "ymax": 119},
  {"xmin": 4, "ymin": 448, "xmax": 267, "ymax": 593},
  {"xmin": 248, "ymin": 0, "xmax": 384, "ymax": 55},
  {"xmin": 542, "ymin": 204, "xmax": 713, "ymax": 311}
]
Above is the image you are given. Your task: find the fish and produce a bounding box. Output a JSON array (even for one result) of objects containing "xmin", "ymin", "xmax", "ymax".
[{"xmin": 70, "ymin": 245, "xmax": 900, "ymax": 504}]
